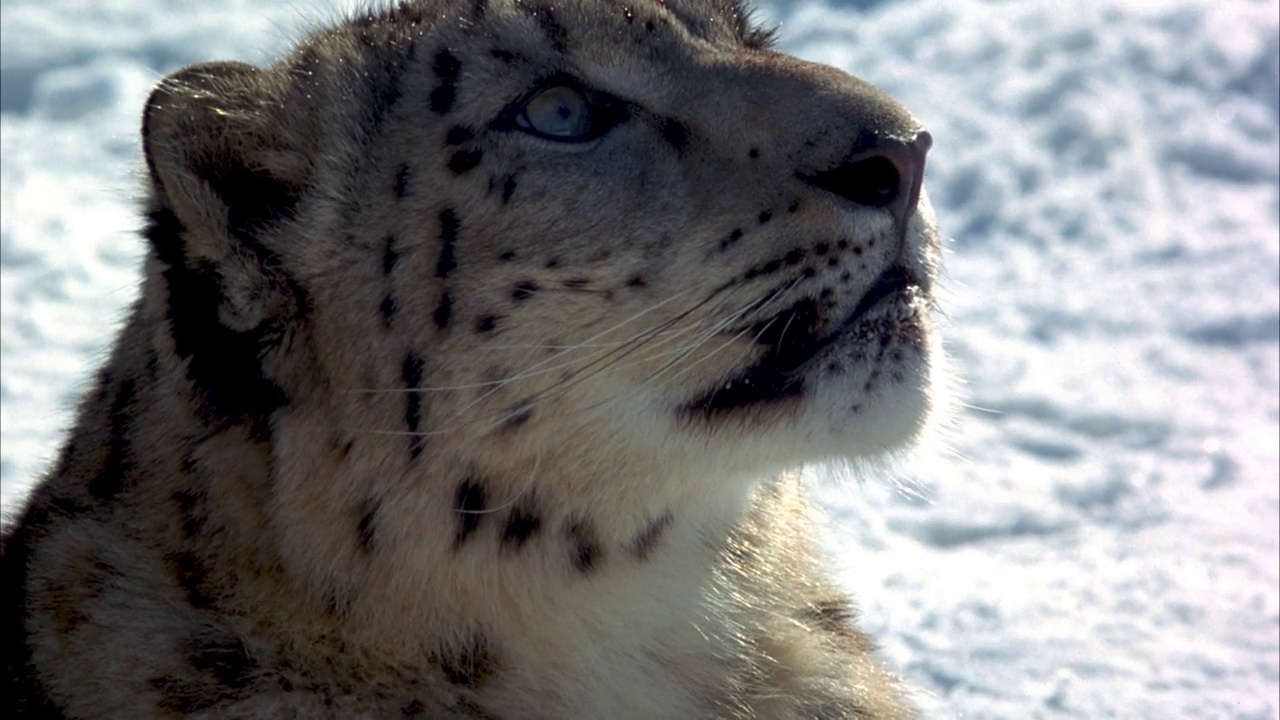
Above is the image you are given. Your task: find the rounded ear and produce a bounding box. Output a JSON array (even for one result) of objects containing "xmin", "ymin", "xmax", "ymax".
[
  {"xmin": 140, "ymin": 63, "xmax": 315, "ymax": 430},
  {"xmin": 142, "ymin": 61, "xmax": 310, "ymax": 257}
]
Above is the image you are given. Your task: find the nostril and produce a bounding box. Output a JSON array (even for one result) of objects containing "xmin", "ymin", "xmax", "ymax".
[
  {"xmin": 799, "ymin": 130, "xmax": 930, "ymax": 229},
  {"xmin": 808, "ymin": 155, "xmax": 902, "ymax": 209}
]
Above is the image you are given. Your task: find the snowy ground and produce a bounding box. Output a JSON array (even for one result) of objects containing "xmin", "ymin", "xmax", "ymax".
[{"xmin": 2, "ymin": 0, "xmax": 1277, "ymax": 717}]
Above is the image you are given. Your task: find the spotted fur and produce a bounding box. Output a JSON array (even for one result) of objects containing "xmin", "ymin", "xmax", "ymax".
[{"xmin": 2, "ymin": 0, "xmax": 943, "ymax": 717}]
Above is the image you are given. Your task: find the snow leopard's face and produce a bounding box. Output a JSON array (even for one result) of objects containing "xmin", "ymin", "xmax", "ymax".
[{"xmin": 142, "ymin": 0, "xmax": 939, "ymax": 513}]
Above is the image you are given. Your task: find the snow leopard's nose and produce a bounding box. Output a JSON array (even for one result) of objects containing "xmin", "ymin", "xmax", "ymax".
[{"xmin": 801, "ymin": 130, "xmax": 932, "ymax": 230}]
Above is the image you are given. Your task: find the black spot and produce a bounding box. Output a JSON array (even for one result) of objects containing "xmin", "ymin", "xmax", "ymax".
[
  {"xmin": 448, "ymin": 149, "xmax": 483, "ymax": 174},
  {"xmin": 784, "ymin": 248, "xmax": 806, "ymax": 265},
  {"xmin": 561, "ymin": 278, "xmax": 590, "ymax": 289},
  {"xmin": 434, "ymin": 293, "xmax": 453, "ymax": 329},
  {"xmin": 439, "ymin": 634, "xmax": 496, "ymax": 687},
  {"xmin": 748, "ymin": 147, "xmax": 760, "ymax": 159},
  {"xmin": 814, "ymin": 242, "xmax": 829, "ymax": 256},
  {"xmin": 454, "ymin": 480, "xmax": 487, "ymax": 546},
  {"xmin": 380, "ymin": 294, "xmax": 397, "ymax": 327},
  {"xmin": 499, "ymin": 250, "xmax": 517, "ymax": 261},
  {"xmin": 357, "ymin": 500, "xmax": 379, "ymax": 553},
  {"xmin": 512, "ymin": 281, "xmax": 538, "ymax": 301},
  {"xmin": 401, "ymin": 353, "xmax": 426, "ymax": 460},
  {"xmin": 89, "ymin": 373, "xmax": 137, "ymax": 502},
  {"xmin": 566, "ymin": 518, "xmax": 601, "ymax": 574},
  {"xmin": 490, "ymin": 49, "xmax": 517, "ymax": 63},
  {"xmin": 787, "ymin": 199, "xmax": 801, "ymax": 213},
  {"xmin": 501, "ymin": 175, "xmax": 518, "ymax": 204},
  {"xmin": 505, "ymin": 402, "xmax": 534, "ymax": 428},
  {"xmin": 470, "ymin": 0, "xmax": 488, "ymax": 21},
  {"xmin": 626, "ymin": 275, "xmax": 647, "ymax": 288},
  {"xmin": 744, "ymin": 258, "xmax": 784, "ymax": 280},
  {"xmin": 382, "ymin": 235, "xmax": 400, "ymax": 275},
  {"xmin": 445, "ymin": 125, "xmax": 474, "ymax": 146},
  {"xmin": 629, "ymin": 512, "xmax": 672, "ymax": 560},
  {"xmin": 501, "ymin": 506, "xmax": 542, "ymax": 548},
  {"xmin": 475, "ymin": 315, "xmax": 497, "ymax": 333},
  {"xmin": 403, "ymin": 699, "xmax": 426, "ymax": 717},
  {"xmin": 658, "ymin": 117, "xmax": 691, "ymax": 156},
  {"xmin": 718, "ymin": 228, "xmax": 744, "ymax": 252},
  {"xmin": 437, "ymin": 209, "xmax": 459, "ymax": 278},
  {"xmin": 430, "ymin": 49, "xmax": 461, "ymax": 114},
  {"xmin": 544, "ymin": 258, "xmax": 560, "ymax": 269},
  {"xmin": 393, "ymin": 163, "xmax": 411, "ymax": 199},
  {"xmin": 836, "ymin": 239, "xmax": 850, "ymax": 250},
  {"xmin": 758, "ymin": 210, "xmax": 773, "ymax": 224}
]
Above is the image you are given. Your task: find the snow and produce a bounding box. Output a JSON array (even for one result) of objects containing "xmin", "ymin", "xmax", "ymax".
[{"xmin": 2, "ymin": 0, "xmax": 1277, "ymax": 717}]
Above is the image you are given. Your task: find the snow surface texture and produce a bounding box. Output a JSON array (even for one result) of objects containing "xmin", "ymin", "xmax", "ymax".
[{"xmin": 2, "ymin": 0, "xmax": 1277, "ymax": 717}]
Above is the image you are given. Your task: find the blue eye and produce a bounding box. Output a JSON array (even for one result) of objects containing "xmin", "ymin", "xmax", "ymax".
[
  {"xmin": 518, "ymin": 86, "xmax": 593, "ymax": 139},
  {"xmin": 507, "ymin": 81, "xmax": 626, "ymax": 143}
]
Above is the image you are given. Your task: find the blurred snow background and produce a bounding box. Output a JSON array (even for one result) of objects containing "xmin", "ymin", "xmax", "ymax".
[{"xmin": 2, "ymin": 0, "xmax": 1277, "ymax": 717}]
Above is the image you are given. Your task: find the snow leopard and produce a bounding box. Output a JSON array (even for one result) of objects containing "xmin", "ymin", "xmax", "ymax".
[{"xmin": 2, "ymin": 0, "xmax": 940, "ymax": 717}]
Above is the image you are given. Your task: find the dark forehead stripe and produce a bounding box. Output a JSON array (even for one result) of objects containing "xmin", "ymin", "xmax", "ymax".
[
  {"xmin": 383, "ymin": 235, "xmax": 400, "ymax": 275},
  {"xmin": 436, "ymin": 210, "xmax": 458, "ymax": 279},
  {"xmin": 500, "ymin": 174, "xmax": 518, "ymax": 204},
  {"xmin": 401, "ymin": 353, "xmax": 426, "ymax": 459},
  {"xmin": 380, "ymin": 294, "xmax": 397, "ymax": 328},
  {"xmin": 430, "ymin": 49, "xmax": 461, "ymax": 114},
  {"xmin": 433, "ymin": 292, "xmax": 453, "ymax": 329}
]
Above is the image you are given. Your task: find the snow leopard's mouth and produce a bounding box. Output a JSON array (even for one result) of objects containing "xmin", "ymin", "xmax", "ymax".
[{"xmin": 682, "ymin": 266, "xmax": 918, "ymax": 418}]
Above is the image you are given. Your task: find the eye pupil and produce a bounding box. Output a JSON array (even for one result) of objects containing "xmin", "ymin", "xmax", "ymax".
[{"xmin": 515, "ymin": 84, "xmax": 612, "ymax": 142}]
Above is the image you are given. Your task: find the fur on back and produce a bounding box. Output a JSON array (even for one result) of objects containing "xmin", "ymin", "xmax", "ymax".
[{"xmin": 2, "ymin": 0, "xmax": 942, "ymax": 717}]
